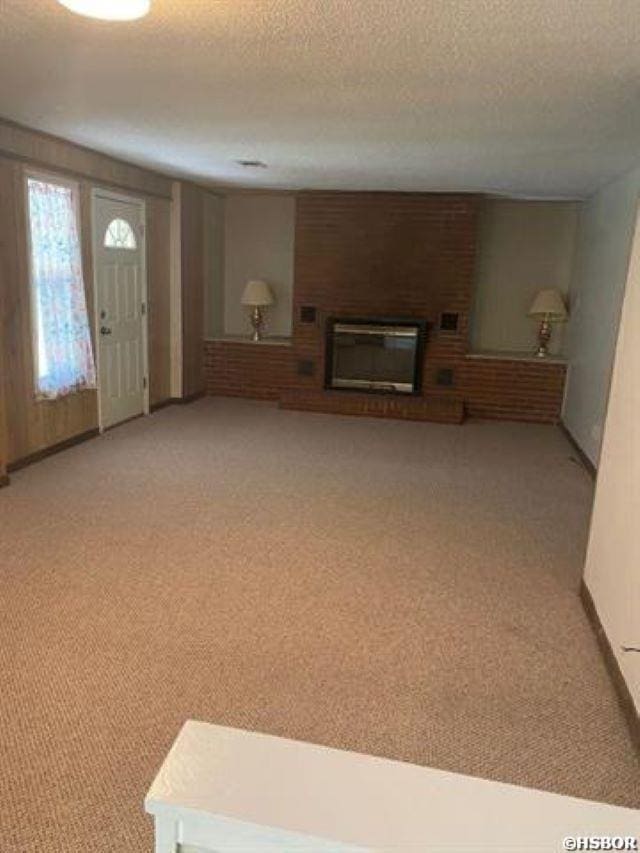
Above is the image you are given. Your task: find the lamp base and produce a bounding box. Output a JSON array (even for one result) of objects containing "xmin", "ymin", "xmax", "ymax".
[
  {"xmin": 250, "ymin": 306, "xmax": 264, "ymax": 342},
  {"xmin": 535, "ymin": 318, "xmax": 552, "ymax": 357}
]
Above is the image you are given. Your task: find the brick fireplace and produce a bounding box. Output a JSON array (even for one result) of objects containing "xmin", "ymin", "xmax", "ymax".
[
  {"xmin": 291, "ymin": 191, "xmax": 477, "ymax": 397},
  {"xmin": 203, "ymin": 191, "xmax": 567, "ymax": 424}
]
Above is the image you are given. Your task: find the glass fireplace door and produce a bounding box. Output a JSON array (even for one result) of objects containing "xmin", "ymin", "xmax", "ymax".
[{"xmin": 328, "ymin": 322, "xmax": 422, "ymax": 394}]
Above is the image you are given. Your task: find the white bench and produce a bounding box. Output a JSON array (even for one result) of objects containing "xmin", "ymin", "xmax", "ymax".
[{"xmin": 145, "ymin": 721, "xmax": 640, "ymax": 853}]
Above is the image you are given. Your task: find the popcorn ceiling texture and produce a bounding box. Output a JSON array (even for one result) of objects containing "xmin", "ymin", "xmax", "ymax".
[
  {"xmin": 1, "ymin": 0, "xmax": 640, "ymax": 194},
  {"xmin": 0, "ymin": 398, "xmax": 638, "ymax": 852}
]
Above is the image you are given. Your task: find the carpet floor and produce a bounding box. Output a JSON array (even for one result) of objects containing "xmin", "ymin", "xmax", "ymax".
[{"xmin": 1, "ymin": 398, "xmax": 638, "ymax": 852}]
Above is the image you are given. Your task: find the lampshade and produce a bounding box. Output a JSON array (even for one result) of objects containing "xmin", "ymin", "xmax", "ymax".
[
  {"xmin": 528, "ymin": 288, "xmax": 568, "ymax": 320},
  {"xmin": 241, "ymin": 280, "xmax": 275, "ymax": 307},
  {"xmin": 57, "ymin": 0, "xmax": 151, "ymax": 20}
]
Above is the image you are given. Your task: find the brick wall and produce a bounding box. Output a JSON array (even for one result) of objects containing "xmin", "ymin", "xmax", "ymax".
[
  {"xmin": 461, "ymin": 357, "xmax": 567, "ymax": 423},
  {"xmin": 292, "ymin": 192, "xmax": 478, "ymax": 397},
  {"xmin": 203, "ymin": 341, "xmax": 296, "ymax": 401}
]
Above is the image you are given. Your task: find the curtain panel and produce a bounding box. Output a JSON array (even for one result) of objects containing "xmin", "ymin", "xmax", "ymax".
[{"xmin": 27, "ymin": 178, "xmax": 96, "ymax": 399}]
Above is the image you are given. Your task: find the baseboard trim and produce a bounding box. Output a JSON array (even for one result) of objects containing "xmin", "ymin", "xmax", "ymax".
[
  {"xmin": 150, "ymin": 398, "xmax": 174, "ymax": 413},
  {"xmin": 149, "ymin": 393, "xmax": 205, "ymax": 413},
  {"xmin": 175, "ymin": 390, "xmax": 205, "ymax": 405},
  {"xmin": 560, "ymin": 421, "xmax": 597, "ymax": 479},
  {"xmin": 7, "ymin": 396, "xmax": 202, "ymax": 472},
  {"xmin": 580, "ymin": 580, "xmax": 640, "ymax": 753},
  {"xmin": 102, "ymin": 413, "xmax": 145, "ymax": 432},
  {"xmin": 7, "ymin": 427, "xmax": 100, "ymax": 474}
]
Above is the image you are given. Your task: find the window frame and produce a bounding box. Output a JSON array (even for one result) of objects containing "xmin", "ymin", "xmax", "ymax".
[{"xmin": 24, "ymin": 168, "xmax": 90, "ymax": 400}]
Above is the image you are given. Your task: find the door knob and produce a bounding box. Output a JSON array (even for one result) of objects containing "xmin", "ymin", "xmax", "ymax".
[{"xmin": 100, "ymin": 326, "xmax": 112, "ymax": 336}]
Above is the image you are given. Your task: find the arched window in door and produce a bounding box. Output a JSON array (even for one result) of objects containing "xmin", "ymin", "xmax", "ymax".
[{"xmin": 104, "ymin": 217, "xmax": 137, "ymax": 249}]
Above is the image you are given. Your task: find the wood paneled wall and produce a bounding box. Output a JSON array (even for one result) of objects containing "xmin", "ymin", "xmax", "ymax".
[
  {"xmin": 0, "ymin": 118, "xmax": 172, "ymax": 200},
  {"xmin": 180, "ymin": 183, "xmax": 206, "ymax": 399},
  {"xmin": 147, "ymin": 195, "xmax": 172, "ymax": 407},
  {"xmin": 0, "ymin": 392, "xmax": 7, "ymax": 485},
  {"xmin": 0, "ymin": 158, "xmax": 99, "ymax": 464},
  {"xmin": 0, "ymin": 238, "xmax": 8, "ymax": 485},
  {"xmin": 0, "ymin": 147, "xmax": 174, "ymax": 465}
]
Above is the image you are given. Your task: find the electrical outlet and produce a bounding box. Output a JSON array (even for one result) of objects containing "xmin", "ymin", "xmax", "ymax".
[
  {"xmin": 300, "ymin": 306, "xmax": 317, "ymax": 324},
  {"xmin": 436, "ymin": 368, "xmax": 454, "ymax": 387},
  {"xmin": 297, "ymin": 359, "xmax": 315, "ymax": 377}
]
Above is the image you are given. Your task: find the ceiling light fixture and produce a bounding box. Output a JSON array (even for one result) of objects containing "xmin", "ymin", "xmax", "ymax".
[{"xmin": 57, "ymin": 0, "xmax": 150, "ymax": 21}]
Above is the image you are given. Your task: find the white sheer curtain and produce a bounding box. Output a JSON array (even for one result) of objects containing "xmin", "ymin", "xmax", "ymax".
[{"xmin": 27, "ymin": 178, "xmax": 96, "ymax": 399}]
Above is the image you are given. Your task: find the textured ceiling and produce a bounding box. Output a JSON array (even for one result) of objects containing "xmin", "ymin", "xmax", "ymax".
[{"xmin": 1, "ymin": 0, "xmax": 640, "ymax": 196}]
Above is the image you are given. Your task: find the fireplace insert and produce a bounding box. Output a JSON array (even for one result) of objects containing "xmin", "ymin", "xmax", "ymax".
[{"xmin": 325, "ymin": 318, "xmax": 426, "ymax": 395}]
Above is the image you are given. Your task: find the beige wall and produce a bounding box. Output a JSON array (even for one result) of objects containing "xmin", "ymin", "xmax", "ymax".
[
  {"xmin": 471, "ymin": 199, "xmax": 579, "ymax": 355},
  {"xmin": 219, "ymin": 195, "xmax": 579, "ymax": 351},
  {"xmin": 223, "ymin": 194, "xmax": 295, "ymax": 338},
  {"xmin": 203, "ymin": 193, "xmax": 225, "ymax": 338},
  {"xmin": 180, "ymin": 183, "xmax": 207, "ymax": 398},
  {"xmin": 563, "ymin": 164, "xmax": 640, "ymax": 466},
  {"xmin": 583, "ymin": 207, "xmax": 640, "ymax": 712}
]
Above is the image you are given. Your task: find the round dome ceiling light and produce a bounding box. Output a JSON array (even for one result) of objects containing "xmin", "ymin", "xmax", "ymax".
[{"xmin": 57, "ymin": 0, "xmax": 151, "ymax": 21}]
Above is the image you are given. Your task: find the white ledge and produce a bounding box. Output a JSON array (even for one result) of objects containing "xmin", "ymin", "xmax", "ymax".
[
  {"xmin": 466, "ymin": 349, "xmax": 567, "ymax": 365},
  {"xmin": 145, "ymin": 721, "xmax": 639, "ymax": 853},
  {"xmin": 205, "ymin": 335, "xmax": 293, "ymax": 347}
]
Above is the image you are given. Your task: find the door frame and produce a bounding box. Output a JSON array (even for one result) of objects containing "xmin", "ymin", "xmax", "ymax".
[{"xmin": 91, "ymin": 187, "xmax": 149, "ymax": 432}]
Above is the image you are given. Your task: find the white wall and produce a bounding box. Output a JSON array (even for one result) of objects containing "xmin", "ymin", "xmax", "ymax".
[
  {"xmin": 563, "ymin": 164, "xmax": 640, "ymax": 466},
  {"xmin": 583, "ymin": 206, "xmax": 640, "ymax": 713},
  {"xmin": 472, "ymin": 199, "xmax": 578, "ymax": 355},
  {"xmin": 223, "ymin": 194, "xmax": 295, "ymax": 338}
]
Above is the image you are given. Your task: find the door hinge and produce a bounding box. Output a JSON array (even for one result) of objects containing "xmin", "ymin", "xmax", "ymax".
[
  {"xmin": 141, "ymin": 302, "xmax": 147, "ymax": 316},
  {"xmin": 143, "ymin": 376, "xmax": 148, "ymax": 389}
]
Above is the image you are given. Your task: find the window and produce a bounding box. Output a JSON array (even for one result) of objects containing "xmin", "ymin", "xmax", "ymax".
[
  {"xmin": 26, "ymin": 176, "xmax": 96, "ymax": 399},
  {"xmin": 104, "ymin": 217, "xmax": 137, "ymax": 249}
]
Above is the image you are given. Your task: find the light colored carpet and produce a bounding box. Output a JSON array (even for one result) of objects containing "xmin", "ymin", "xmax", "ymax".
[{"xmin": 0, "ymin": 398, "xmax": 638, "ymax": 852}]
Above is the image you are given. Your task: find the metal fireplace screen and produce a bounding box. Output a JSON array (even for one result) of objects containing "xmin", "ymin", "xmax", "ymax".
[{"xmin": 326, "ymin": 319, "xmax": 425, "ymax": 394}]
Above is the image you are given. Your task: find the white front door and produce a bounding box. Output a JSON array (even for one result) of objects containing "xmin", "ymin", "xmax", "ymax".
[{"xmin": 93, "ymin": 193, "xmax": 147, "ymax": 430}]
